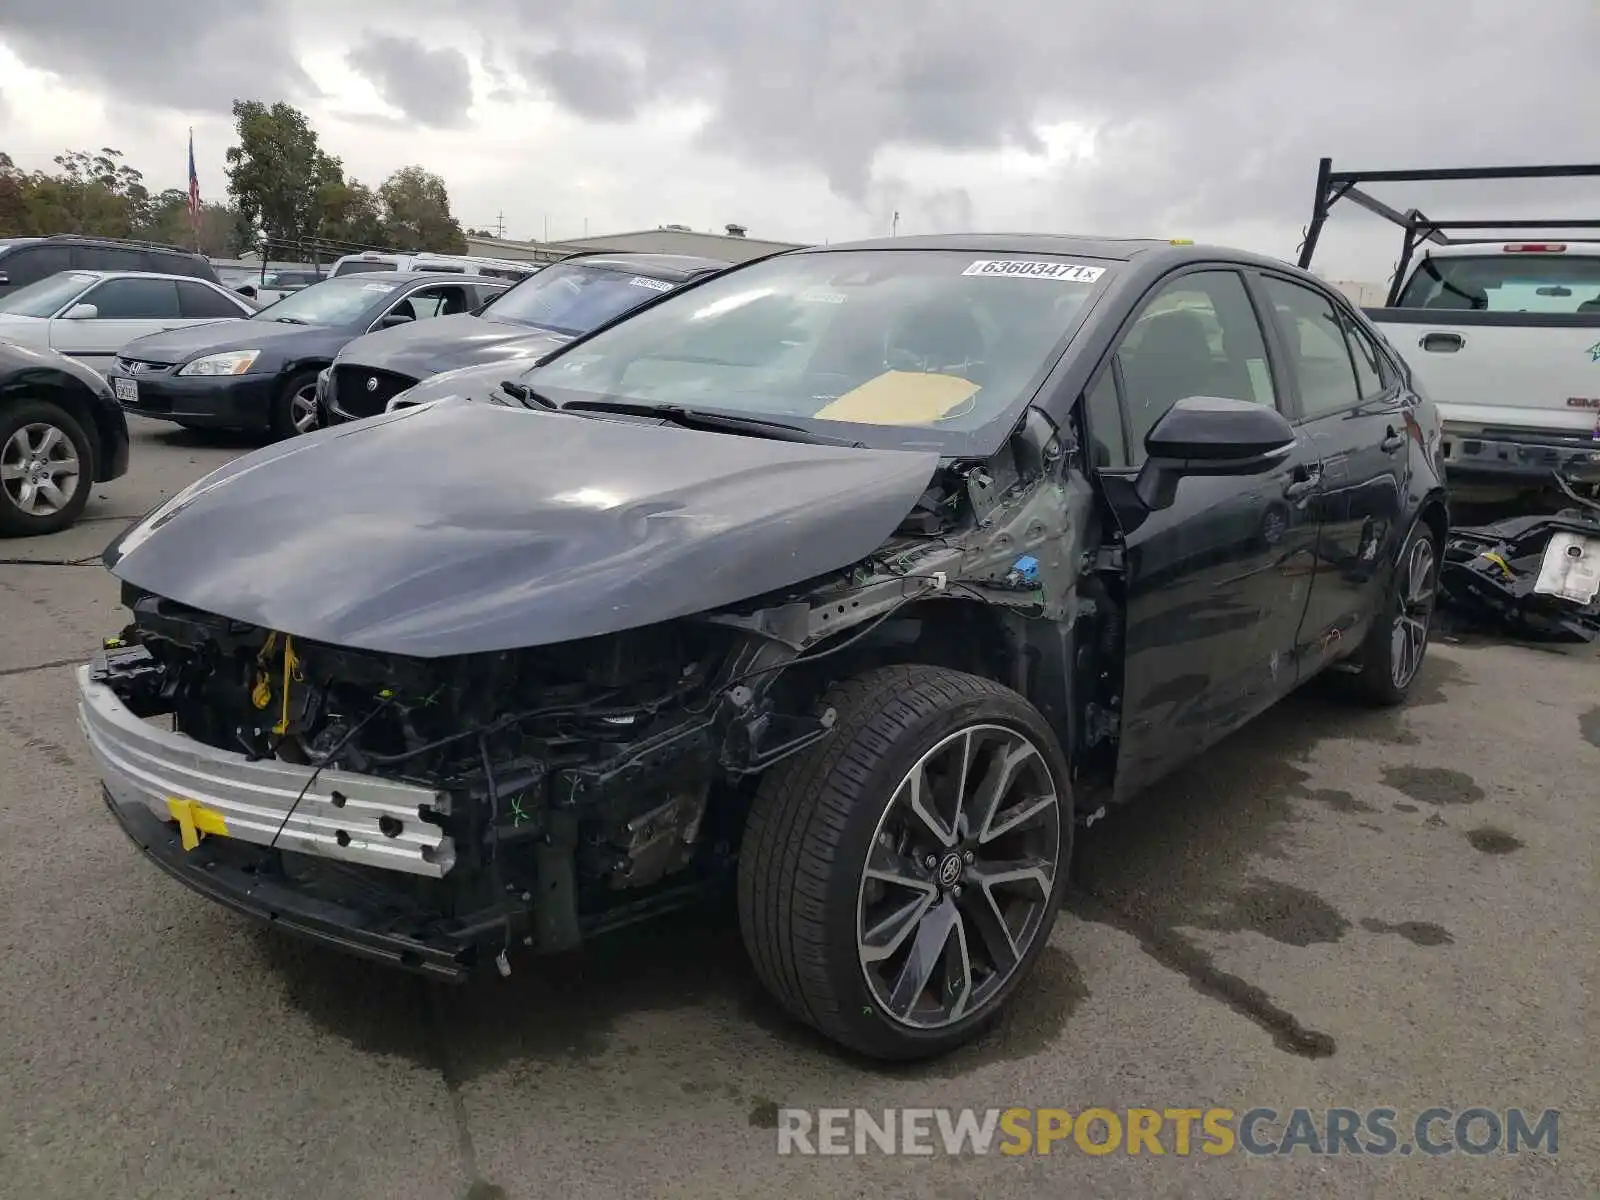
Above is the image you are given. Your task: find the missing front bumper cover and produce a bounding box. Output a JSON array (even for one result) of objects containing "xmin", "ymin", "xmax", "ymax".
[{"xmin": 76, "ymin": 664, "xmax": 457, "ymax": 876}]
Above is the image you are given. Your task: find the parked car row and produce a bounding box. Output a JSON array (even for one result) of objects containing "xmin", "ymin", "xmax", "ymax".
[{"xmin": 0, "ymin": 246, "xmax": 730, "ymax": 533}]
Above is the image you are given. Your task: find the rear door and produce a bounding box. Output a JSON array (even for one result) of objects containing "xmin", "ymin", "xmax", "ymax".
[
  {"xmin": 1088, "ymin": 266, "xmax": 1325, "ymax": 799},
  {"xmin": 1254, "ymin": 272, "xmax": 1409, "ymax": 668},
  {"xmin": 48, "ymin": 276, "xmax": 183, "ymax": 370},
  {"xmin": 175, "ymin": 280, "xmax": 252, "ymax": 324}
]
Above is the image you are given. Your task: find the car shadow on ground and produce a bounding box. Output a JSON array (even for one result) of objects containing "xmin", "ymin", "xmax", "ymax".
[
  {"xmin": 260, "ymin": 653, "xmax": 1466, "ymax": 1081},
  {"xmin": 149, "ymin": 425, "xmax": 269, "ymax": 452}
]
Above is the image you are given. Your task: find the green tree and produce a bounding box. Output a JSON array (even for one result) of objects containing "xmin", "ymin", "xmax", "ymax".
[
  {"xmin": 318, "ymin": 177, "xmax": 390, "ymax": 249},
  {"xmin": 378, "ymin": 165, "xmax": 468, "ymax": 254},
  {"xmin": 225, "ymin": 100, "xmax": 341, "ymax": 254},
  {"xmin": 0, "ymin": 154, "xmax": 33, "ymax": 235},
  {"xmin": 138, "ymin": 188, "xmax": 237, "ymax": 255}
]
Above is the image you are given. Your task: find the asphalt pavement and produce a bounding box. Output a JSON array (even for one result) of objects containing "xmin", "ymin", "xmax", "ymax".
[{"xmin": 1, "ymin": 416, "xmax": 1594, "ymax": 1199}]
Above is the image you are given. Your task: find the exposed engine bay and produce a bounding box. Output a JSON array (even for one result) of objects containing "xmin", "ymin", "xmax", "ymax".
[{"xmin": 85, "ymin": 411, "xmax": 1115, "ymax": 977}]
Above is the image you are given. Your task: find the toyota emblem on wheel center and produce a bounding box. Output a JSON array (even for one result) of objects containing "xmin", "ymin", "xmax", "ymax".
[{"xmin": 365, "ymin": 377, "xmax": 379, "ymax": 392}]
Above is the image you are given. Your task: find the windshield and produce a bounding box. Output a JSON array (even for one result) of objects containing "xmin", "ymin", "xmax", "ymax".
[
  {"xmin": 0, "ymin": 271, "xmax": 97, "ymax": 318},
  {"xmin": 250, "ymin": 276, "xmax": 401, "ymax": 325},
  {"xmin": 1398, "ymin": 253, "xmax": 1600, "ymax": 313},
  {"xmin": 520, "ymin": 249, "xmax": 1108, "ymax": 448},
  {"xmin": 481, "ymin": 263, "xmax": 685, "ymax": 335}
]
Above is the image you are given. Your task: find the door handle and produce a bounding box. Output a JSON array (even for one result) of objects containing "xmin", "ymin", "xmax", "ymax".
[
  {"xmin": 1284, "ymin": 464, "xmax": 1322, "ymax": 501},
  {"xmin": 1419, "ymin": 331, "xmax": 1465, "ymax": 353},
  {"xmin": 1380, "ymin": 427, "xmax": 1406, "ymax": 453}
]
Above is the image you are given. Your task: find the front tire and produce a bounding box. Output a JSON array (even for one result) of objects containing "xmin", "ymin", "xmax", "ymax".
[
  {"xmin": 0, "ymin": 400, "xmax": 95, "ymax": 537},
  {"xmin": 269, "ymin": 370, "xmax": 321, "ymax": 439},
  {"xmin": 1344, "ymin": 519, "xmax": 1441, "ymax": 706},
  {"xmin": 738, "ymin": 665, "xmax": 1073, "ymax": 1060}
]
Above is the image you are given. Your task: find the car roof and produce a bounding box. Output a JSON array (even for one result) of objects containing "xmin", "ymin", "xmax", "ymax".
[
  {"xmin": 322, "ymin": 270, "xmax": 506, "ymax": 283},
  {"xmin": 561, "ymin": 252, "xmax": 732, "ymax": 281},
  {"xmin": 796, "ymin": 232, "xmax": 1296, "ymax": 274},
  {"xmin": 41, "ymin": 269, "xmax": 224, "ymax": 284}
]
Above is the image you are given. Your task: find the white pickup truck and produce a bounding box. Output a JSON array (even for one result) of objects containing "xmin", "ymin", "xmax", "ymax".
[{"xmin": 1299, "ymin": 159, "xmax": 1600, "ymax": 502}]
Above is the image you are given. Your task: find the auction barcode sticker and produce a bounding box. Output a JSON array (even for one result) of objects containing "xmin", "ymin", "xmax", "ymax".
[
  {"xmin": 962, "ymin": 259, "xmax": 1105, "ymax": 282},
  {"xmin": 629, "ymin": 276, "xmax": 673, "ymax": 291}
]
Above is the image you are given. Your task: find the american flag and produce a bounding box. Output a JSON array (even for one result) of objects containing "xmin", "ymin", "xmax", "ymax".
[{"xmin": 186, "ymin": 129, "xmax": 201, "ymax": 229}]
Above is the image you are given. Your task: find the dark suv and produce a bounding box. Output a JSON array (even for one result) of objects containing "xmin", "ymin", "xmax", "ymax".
[{"xmin": 0, "ymin": 236, "xmax": 219, "ymax": 301}]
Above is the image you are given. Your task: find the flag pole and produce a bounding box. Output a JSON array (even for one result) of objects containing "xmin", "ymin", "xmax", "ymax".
[{"xmin": 187, "ymin": 127, "xmax": 201, "ymax": 254}]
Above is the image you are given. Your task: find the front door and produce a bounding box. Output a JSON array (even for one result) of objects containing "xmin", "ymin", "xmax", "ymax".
[
  {"xmin": 1085, "ymin": 267, "xmax": 1325, "ymax": 799},
  {"xmin": 49, "ymin": 276, "xmax": 186, "ymax": 371},
  {"xmin": 1253, "ymin": 273, "xmax": 1409, "ymax": 672}
]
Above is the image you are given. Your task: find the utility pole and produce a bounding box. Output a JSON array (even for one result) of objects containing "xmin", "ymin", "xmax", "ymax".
[
  {"xmin": 543, "ymin": 214, "xmax": 549, "ymax": 244},
  {"xmin": 494, "ymin": 211, "xmax": 505, "ymax": 238},
  {"xmin": 891, "ymin": 210, "xmax": 900, "ymax": 237}
]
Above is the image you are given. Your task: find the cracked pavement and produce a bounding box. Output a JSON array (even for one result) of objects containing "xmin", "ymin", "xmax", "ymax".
[{"xmin": 0, "ymin": 416, "xmax": 1595, "ymax": 1199}]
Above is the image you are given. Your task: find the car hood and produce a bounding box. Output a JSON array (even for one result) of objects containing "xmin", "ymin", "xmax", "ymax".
[
  {"xmin": 118, "ymin": 318, "xmax": 312, "ymax": 362},
  {"xmin": 336, "ymin": 313, "xmax": 570, "ymax": 380},
  {"xmin": 103, "ymin": 398, "xmax": 940, "ymax": 658}
]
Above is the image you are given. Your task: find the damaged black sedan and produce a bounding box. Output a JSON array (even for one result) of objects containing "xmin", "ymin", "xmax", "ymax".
[{"xmin": 77, "ymin": 235, "xmax": 1449, "ymax": 1060}]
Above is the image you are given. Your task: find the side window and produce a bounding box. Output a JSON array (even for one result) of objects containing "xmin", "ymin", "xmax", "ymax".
[
  {"xmin": 152, "ymin": 252, "xmax": 206, "ymax": 279},
  {"xmin": 71, "ymin": 246, "xmax": 146, "ymax": 273},
  {"xmin": 82, "ymin": 277, "xmax": 181, "ymax": 319},
  {"xmin": 177, "ymin": 281, "xmax": 247, "ymax": 319},
  {"xmin": 4, "ymin": 246, "xmax": 71, "ymax": 288},
  {"xmin": 1339, "ymin": 311, "xmax": 1392, "ymax": 401},
  {"xmin": 1082, "ymin": 367, "xmax": 1129, "ymax": 469},
  {"xmin": 402, "ymin": 286, "xmax": 472, "ymax": 320},
  {"xmin": 1261, "ymin": 277, "xmax": 1362, "ymax": 419},
  {"xmin": 1114, "ymin": 269, "xmax": 1276, "ymax": 465}
]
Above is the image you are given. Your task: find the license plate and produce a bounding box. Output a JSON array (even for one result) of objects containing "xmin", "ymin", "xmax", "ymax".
[
  {"xmin": 113, "ymin": 376, "xmax": 138, "ymax": 405},
  {"xmin": 1534, "ymin": 532, "xmax": 1600, "ymax": 605}
]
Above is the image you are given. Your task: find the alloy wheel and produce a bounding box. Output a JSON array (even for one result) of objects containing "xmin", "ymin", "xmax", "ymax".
[
  {"xmin": 856, "ymin": 723, "xmax": 1062, "ymax": 1030},
  {"xmin": 1, "ymin": 422, "xmax": 80, "ymax": 517},
  {"xmin": 290, "ymin": 385, "xmax": 319, "ymax": 434},
  {"xmin": 1391, "ymin": 535, "xmax": 1436, "ymax": 689}
]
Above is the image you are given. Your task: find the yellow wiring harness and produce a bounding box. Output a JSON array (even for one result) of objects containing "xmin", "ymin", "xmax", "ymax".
[{"xmin": 250, "ymin": 631, "xmax": 304, "ymax": 735}]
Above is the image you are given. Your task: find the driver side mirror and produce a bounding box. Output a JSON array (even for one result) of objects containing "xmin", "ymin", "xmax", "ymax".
[
  {"xmin": 62, "ymin": 302, "xmax": 99, "ymax": 320},
  {"xmin": 1133, "ymin": 395, "xmax": 1296, "ymax": 511},
  {"xmin": 379, "ymin": 312, "xmax": 414, "ymax": 329}
]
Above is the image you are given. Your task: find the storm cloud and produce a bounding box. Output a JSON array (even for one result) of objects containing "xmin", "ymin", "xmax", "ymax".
[
  {"xmin": 346, "ymin": 34, "xmax": 474, "ymax": 128},
  {"xmin": 488, "ymin": 0, "xmax": 1599, "ymax": 250},
  {"xmin": 0, "ymin": 1, "xmax": 313, "ymax": 113},
  {"xmin": 3, "ymin": 0, "xmax": 1596, "ymax": 268}
]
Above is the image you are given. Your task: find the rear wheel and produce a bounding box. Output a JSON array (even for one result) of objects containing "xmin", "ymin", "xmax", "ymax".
[
  {"xmin": 269, "ymin": 370, "xmax": 321, "ymax": 439},
  {"xmin": 738, "ymin": 665, "xmax": 1072, "ymax": 1060},
  {"xmin": 1344, "ymin": 520, "xmax": 1440, "ymax": 706},
  {"xmin": 0, "ymin": 400, "xmax": 95, "ymax": 537}
]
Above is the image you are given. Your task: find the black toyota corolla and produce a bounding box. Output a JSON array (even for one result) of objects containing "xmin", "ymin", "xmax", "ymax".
[
  {"xmin": 78, "ymin": 234, "xmax": 1448, "ymax": 1061},
  {"xmin": 106, "ymin": 272, "xmax": 511, "ymax": 439},
  {"xmin": 320, "ymin": 252, "xmax": 729, "ymax": 424}
]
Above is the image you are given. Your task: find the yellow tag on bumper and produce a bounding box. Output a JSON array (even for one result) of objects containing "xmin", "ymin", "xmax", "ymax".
[{"xmin": 166, "ymin": 796, "xmax": 230, "ymax": 851}]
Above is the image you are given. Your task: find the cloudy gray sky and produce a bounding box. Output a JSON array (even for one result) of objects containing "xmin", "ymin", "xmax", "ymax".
[{"xmin": 1, "ymin": 0, "xmax": 1595, "ymax": 279}]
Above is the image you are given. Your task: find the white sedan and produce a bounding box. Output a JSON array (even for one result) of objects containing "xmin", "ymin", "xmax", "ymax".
[{"xmin": 0, "ymin": 270, "xmax": 254, "ymax": 374}]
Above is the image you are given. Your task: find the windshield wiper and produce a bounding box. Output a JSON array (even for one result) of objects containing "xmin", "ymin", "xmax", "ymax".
[
  {"xmin": 558, "ymin": 399, "xmax": 865, "ymax": 447},
  {"xmin": 498, "ymin": 379, "xmax": 559, "ymax": 410}
]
